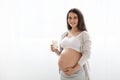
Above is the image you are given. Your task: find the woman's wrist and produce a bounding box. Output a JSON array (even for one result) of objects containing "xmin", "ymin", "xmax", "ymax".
[
  {"xmin": 73, "ymin": 64, "xmax": 80, "ymax": 71},
  {"xmin": 55, "ymin": 49, "xmax": 60, "ymax": 55}
]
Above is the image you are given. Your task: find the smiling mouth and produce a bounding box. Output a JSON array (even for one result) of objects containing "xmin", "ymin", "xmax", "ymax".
[{"xmin": 70, "ymin": 23, "xmax": 76, "ymax": 25}]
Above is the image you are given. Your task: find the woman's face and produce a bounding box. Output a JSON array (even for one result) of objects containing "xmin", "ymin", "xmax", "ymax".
[{"xmin": 68, "ymin": 12, "xmax": 78, "ymax": 29}]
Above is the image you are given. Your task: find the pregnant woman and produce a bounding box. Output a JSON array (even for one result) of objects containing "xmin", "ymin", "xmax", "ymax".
[{"xmin": 50, "ymin": 8, "xmax": 91, "ymax": 80}]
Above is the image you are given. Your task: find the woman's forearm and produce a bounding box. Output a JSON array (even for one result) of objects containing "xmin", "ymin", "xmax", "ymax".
[{"xmin": 55, "ymin": 49, "xmax": 61, "ymax": 55}]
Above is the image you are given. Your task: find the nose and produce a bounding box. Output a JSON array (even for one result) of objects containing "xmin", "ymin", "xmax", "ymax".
[{"xmin": 70, "ymin": 18, "xmax": 75, "ymax": 23}]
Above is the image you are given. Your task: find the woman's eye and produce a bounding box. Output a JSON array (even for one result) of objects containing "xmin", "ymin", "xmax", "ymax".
[
  {"xmin": 74, "ymin": 16, "xmax": 78, "ymax": 19},
  {"xmin": 68, "ymin": 17, "xmax": 72, "ymax": 19}
]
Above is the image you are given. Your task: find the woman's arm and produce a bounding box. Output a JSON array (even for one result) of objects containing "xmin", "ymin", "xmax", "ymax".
[
  {"xmin": 50, "ymin": 45, "xmax": 60, "ymax": 55},
  {"xmin": 78, "ymin": 31, "xmax": 91, "ymax": 67},
  {"xmin": 58, "ymin": 32, "xmax": 68, "ymax": 55},
  {"xmin": 50, "ymin": 32, "xmax": 68, "ymax": 56}
]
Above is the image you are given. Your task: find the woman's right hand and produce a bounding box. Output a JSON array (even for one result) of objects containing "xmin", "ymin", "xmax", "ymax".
[{"xmin": 50, "ymin": 45, "xmax": 59, "ymax": 54}]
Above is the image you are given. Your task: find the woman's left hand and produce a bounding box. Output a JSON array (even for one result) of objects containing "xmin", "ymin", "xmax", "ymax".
[
  {"xmin": 64, "ymin": 64, "xmax": 80, "ymax": 76},
  {"xmin": 64, "ymin": 67, "xmax": 75, "ymax": 76}
]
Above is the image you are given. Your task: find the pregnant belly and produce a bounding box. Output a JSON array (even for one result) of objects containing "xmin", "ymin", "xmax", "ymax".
[{"xmin": 58, "ymin": 48, "xmax": 82, "ymax": 71}]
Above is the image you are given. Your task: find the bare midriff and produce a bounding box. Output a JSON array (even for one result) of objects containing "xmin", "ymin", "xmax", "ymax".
[{"xmin": 58, "ymin": 48, "xmax": 82, "ymax": 71}]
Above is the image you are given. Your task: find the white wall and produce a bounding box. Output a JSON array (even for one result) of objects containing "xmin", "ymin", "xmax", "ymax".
[{"xmin": 0, "ymin": 0, "xmax": 120, "ymax": 80}]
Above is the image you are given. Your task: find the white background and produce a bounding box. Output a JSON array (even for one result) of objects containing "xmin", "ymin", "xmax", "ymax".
[{"xmin": 0, "ymin": 0, "xmax": 120, "ymax": 80}]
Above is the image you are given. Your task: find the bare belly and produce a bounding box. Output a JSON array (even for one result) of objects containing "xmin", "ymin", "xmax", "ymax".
[{"xmin": 58, "ymin": 48, "xmax": 82, "ymax": 71}]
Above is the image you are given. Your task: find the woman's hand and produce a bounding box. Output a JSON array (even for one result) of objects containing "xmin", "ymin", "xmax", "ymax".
[
  {"xmin": 63, "ymin": 64, "xmax": 80, "ymax": 76},
  {"xmin": 64, "ymin": 67, "xmax": 75, "ymax": 76},
  {"xmin": 50, "ymin": 45, "xmax": 60, "ymax": 54}
]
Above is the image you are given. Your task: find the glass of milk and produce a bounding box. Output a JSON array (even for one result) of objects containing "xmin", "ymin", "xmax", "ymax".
[{"xmin": 52, "ymin": 40, "xmax": 58, "ymax": 49}]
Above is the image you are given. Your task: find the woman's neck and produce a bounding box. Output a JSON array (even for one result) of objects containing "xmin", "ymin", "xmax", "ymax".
[{"xmin": 70, "ymin": 28, "xmax": 80, "ymax": 34}]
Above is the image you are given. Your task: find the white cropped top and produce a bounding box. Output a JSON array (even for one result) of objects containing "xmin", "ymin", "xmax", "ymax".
[{"xmin": 60, "ymin": 33, "xmax": 81, "ymax": 52}]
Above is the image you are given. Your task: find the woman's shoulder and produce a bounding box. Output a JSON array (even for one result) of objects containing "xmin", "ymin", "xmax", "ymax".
[
  {"xmin": 81, "ymin": 31, "xmax": 90, "ymax": 36},
  {"xmin": 80, "ymin": 31, "xmax": 91, "ymax": 40},
  {"xmin": 81, "ymin": 31, "xmax": 89, "ymax": 34},
  {"xmin": 61, "ymin": 31, "xmax": 68, "ymax": 39},
  {"xmin": 62, "ymin": 31, "xmax": 68, "ymax": 36}
]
